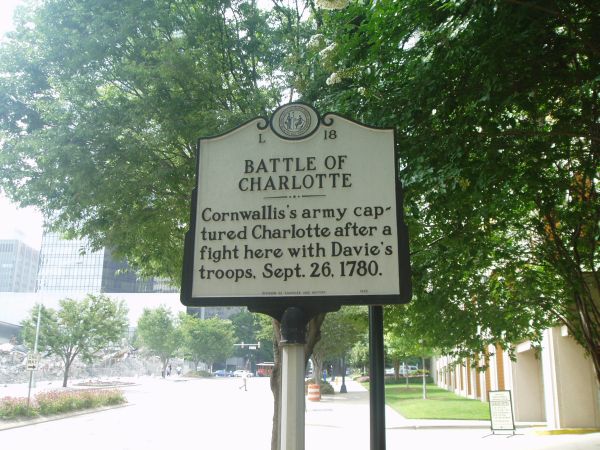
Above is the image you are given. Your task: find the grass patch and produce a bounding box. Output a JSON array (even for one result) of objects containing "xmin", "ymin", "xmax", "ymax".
[
  {"xmin": 0, "ymin": 389, "xmax": 126, "ymax": 420},
  {"xmin": 383, "ymin": 384, "xmax": 490, "ymax": 420}
]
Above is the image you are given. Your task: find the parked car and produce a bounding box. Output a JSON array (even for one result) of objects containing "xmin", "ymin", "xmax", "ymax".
[
  {"xmin": 233, "ymin": 370, "xmax": 253, "ymax": 378},
  {"xmin": 399, "ymin": 365, "xmax": 418, "ymax": 376},
  {"xmin": 213, "ymin": 369, "xmax": 233, "ymax": 377}
]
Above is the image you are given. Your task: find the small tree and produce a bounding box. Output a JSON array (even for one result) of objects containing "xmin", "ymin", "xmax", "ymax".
[
  {"xmin": 21, "ymin": 295, "xmax": 128, "ymax": 387},
  {"xmin": 230, "ymin": 310, "xmax": 273, "ymax": 364},
  {"xmin": 348, "ymin": 335, "xmax": 370, "ymax": 375},
  {"xmin": 180, "ymin": 314, "xmax": 234, "ymax": 372},
  {"xmin": 136, "ymin": 306, "xmax": 181, "ymax": 378},
  {"xmin": 310, "ymin": 307, "xmax": 365, "ymax": 386},
  {"xmin": 385, "ymin": 332, "xmax": 411, "ymax": 381},
  {"xmin": 385, "ymin": 313, "xmax": 435, "ymax": 397}
]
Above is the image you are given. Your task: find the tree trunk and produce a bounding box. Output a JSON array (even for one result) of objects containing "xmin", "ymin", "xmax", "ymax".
[
  {"xmin": 62, "ymin": 353, "xmax": 76, "ymax": 387},
  {"xmin": 541, "ymin": 209, "xmax": 600, "ymax": 385},
  {"xmin": 269, "ymin": 368, "xmax": 282, "ymax": 450},
  {"xmin": 551, "ymin": 269, "xmax": 600, "ymax": 385},
  {"xmin": 311, "ymin": 355, "xmax": 324, "ymax": 386},
  {"xmin": 270, "ymin": 322, "xmax": 281, "ymax": 450},
  {"xmin": 393, "ymin": 359, "xmax": 400, "ymax": 381},
  {"xmin": 569, "ymin": 275, "xmax": 600, "ymax": 385},
  {"xmin": 62, "ymin": 361, "xmax": 70, "ymax": 387}
]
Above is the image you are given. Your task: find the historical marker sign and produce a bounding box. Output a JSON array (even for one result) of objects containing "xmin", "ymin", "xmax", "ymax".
[{"xmin": 181, "ymin": 103, "xmax": 411, "ymax": 310}]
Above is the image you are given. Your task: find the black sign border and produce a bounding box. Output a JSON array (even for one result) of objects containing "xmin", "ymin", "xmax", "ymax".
[
  {"xmin": 180, "ymin": 103, "xmax": 411, "ymax": 312},
  {"xmin": 488, "ymin": 389, "xmax": 516, "ymax": 434}
]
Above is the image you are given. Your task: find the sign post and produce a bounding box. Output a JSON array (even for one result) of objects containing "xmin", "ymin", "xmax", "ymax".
[
  {"xmin": 369, "ymin": 306, "xmax": 386, "ymax": 450},
  {"xmin": 279, "ymin": 307, "xmax": 308, "ymax": 450},
  {"xmin": 181, "ymin": 103, "xmax": 412, "ymax": 450}
]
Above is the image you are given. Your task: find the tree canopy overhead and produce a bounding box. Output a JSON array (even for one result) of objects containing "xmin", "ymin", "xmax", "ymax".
[
  {"xmin": 305, "ymin": 0, "xmax": 599, "ymax": 380},
  {"xmin": 0, "ymin": 0, "xmax": 282, "ymax": 281},
  {"xmin": 1, "ymin": 0, "xmax": 598, "ymax": 386}
]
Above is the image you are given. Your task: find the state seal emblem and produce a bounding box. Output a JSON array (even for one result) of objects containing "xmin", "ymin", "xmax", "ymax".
[
  {"xmin": 279, "ymin": 105, "xmax": 311, "ymax": 137},
  {"xmin": 270, "ymin": 103, "xmax": 320, "ymax": 140}
]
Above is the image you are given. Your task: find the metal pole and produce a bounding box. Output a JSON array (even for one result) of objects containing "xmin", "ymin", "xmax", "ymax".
[
  {"xmin": 419, "ymin": 339, "xmax": 426, "ymax": 400},
  {"xmin": 27, "ymin": 303, "xmax": 42, "ymax": 408},
  {"xmin": 369, "ymin": 305, "xmax": 386, "ymax": 450},
  {"xmin": 279, "ymin": 307, "xmax": 307, "ymax": 450},
  {"xmin": 340, "ymin": 355, "xmax": 347, "ymax": 393},
  {"xmin": 422, "ymin": 354, "xmax": 426, "ymax": 400}
]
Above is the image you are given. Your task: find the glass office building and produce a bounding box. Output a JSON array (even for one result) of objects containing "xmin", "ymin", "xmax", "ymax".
[
  {"xmin": 37, "ymin": 232, "xmax": 177, "ymax": 293},
  {"xmin": 0, "ymin": 240, "xmax": 39, "ymax": 292}
]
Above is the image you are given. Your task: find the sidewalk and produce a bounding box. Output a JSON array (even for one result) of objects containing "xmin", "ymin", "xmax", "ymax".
[{"xmin": 305, "ymin": 379, "xmax": 600, "ymax": 450}]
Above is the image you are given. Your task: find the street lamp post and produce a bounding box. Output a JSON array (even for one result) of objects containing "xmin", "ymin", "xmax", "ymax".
[
  {"xmin": 339, "ymin": 355, "xmax": 347, "ymax": 393},
  {"xmin": 422, "ymin": 354, "xmax": 426, "ymax": 400},
  {"xmin": 27, "ymin": 303, "xmax": 42, "ymax": 409},
  {"xmin": 419, "ymin": 339, "xmax": 426, "ymax": 400}
]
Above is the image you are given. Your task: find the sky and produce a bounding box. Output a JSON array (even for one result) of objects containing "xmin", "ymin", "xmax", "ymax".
[
  {"xmin": 0, "ymin": 1, "xmax": 22, "ymax": 35},
  {"xmin": 0, "ymin": 0, "xmax": 44, "ymax": 250}
]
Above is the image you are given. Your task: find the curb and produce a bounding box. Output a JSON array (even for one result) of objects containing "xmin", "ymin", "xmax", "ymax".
[
  {"xmin": 0, "ymin": 403, "xmax": 131, "ymax": 431},
  {"xmin": 388, "ymin": 423, "xmax": 492, "ymax": 430},
  {"xmin": 532, "ymin": 428, "xmax": 600, "ymax": 436}
]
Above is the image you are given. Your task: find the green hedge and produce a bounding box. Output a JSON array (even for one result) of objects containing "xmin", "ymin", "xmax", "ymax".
[
  {"xmin": 185, "ymin": 370, "xmax": 212, "ymax": 378},
  {"xmin": 384, "ymin": 376, "xmax": 434, "ymax": 385},
  {"xmin": 354, "ymin": 375, "xmax": 434, "ymax": 385}
]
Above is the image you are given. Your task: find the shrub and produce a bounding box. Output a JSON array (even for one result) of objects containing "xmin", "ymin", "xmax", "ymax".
[
  {"xmin": 0, "ymin": 389, "xmax": 126, "ymax": 420},
  {"xmin": 36, "ymin": 391, "xmax": 74, "ymax": 415},
  {"xmin": 0, "ymin": 397, "xmax": 38, "ymax": 420},
  {"xmin": 353, "ymin": 375, "xmax": 433, "ymax": 385},
  {"xmin": 320, "ymin": 382, "xmax": 335, "ymax": 395},
  {"xmin": 304, "ymin": 379, "xmax": 335, "ymax": 395},
  {"xmin": 186, "ymin": 370, "xmax": 212, "ymax": 378},
  {"xmin": 100, "ymin": 389, "xmax": 126, "ymax": 405},
  {"xmin": 384, "ymin": 375, "xmax": 433, "ymax": 385}
]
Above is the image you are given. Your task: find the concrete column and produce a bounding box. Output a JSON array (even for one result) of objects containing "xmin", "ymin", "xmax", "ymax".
[
  {"xmin": 541, "ymin": 327, "xmax": 600, "ymax": 429},
  {"xmin": 280, "ymin": 343, "xmax": 305, "ymax": 450},
  {"xmin": 511, "ymin": 346, "xmax": 545, "ymax": 422}
]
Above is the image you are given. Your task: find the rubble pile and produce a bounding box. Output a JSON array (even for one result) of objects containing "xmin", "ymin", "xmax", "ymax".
[{"xmin": 0, "ymin": 345, "xmax": 164, "ymax": 384}]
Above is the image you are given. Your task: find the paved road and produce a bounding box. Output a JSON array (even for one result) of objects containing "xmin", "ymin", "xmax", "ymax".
[
  {"xmin": 1, "ymin": 376, "xmax": 599, "ymax": 450},
  {"xmin": 2, "ymin": 376, "xmax": 273, "ymax": 449}
]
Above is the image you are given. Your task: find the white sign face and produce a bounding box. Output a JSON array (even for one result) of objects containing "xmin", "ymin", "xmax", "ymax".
[
  {"xmin": 26, "ymin": 352, "xmax": 40, "ymax": 371},
  {"xmin": 184, "ymin": 103, "xmax": 409, "ymax": 306},
  {"xmin": 489, "ymin": 390, "xmax": 515, "ymax": 431}
]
